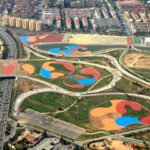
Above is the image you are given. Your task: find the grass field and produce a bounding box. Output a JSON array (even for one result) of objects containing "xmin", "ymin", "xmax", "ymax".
[
  {"xmin": 135, "ymin": 46, "xmax": 150, "ymax": 51},
  {"xmin": 19, "ymin": 60, "xmax": 112, "ymax": 92},
  {"xmin": 38, "ymin": 44, "xmax": 127, "ymax": 52},
  {"xmin": 20, "ymin": 93, "xmax": 150, "ymax": 132},
  {"xmin": 129, "ymin": 68, "xmax": 150, "ymax": 80},
  {"xmin": 20, "ymin": 92, "xmax": 76, "ymax": 114}
]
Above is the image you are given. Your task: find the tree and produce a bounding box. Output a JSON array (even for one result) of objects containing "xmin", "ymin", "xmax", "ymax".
[
  {"xmin": 60, "ymin": 136, "xmax": 67, "ymax": 145},
  {"xmin": 42, "ymin": 130, "xmax": 47, "ymax": 138}
]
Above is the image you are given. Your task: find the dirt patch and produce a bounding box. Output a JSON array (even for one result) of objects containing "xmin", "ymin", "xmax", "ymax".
[
  {"xmin": 64, "ymin": 34, "xmax": 127, "ymax": 45},
  {"xmin": 124, "ymin": 53, "xmax": 150, "ymax": 69},
  {"xmin": 18, "ymin": 78, "xmax": 49, "ymax": 92}
]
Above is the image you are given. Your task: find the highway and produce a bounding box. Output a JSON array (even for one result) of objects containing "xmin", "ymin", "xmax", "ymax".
[{"xmin": 0, "ymin": 28, "xmax": 17, "ymax": 150}]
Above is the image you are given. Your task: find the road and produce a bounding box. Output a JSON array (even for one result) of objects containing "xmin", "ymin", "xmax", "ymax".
[
  {"xmin": 0, "ymin": 29, "xmax": 17, "ymax": 150},
  {"xmin": 75, "ymin": 126, "xmax": 150, "ymax": 146},
  {"xmin": 0, "ymin": 31, "xmax": 149, "ymax": 146}
]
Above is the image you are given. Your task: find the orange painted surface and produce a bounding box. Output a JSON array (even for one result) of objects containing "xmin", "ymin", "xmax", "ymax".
[
  {"xmin": 90, "ymin": 100, "xmax": 124, "ymax": 131},
  {"xmin": 28, "ymin": 36, "xmax": 37, "ymax": 42},
  {"xmin": 21, "ymin": 64, "xmax": 35, "ymax": 74},
  {"xmin": 42, "ymin": 62, "xmax": 55, "ymax": 71},
  {"xmin": 101, "ymin": 118, "xmax": 123, "ymax": 130},
  {"xmin": 51, "ymin": 72, "xmax": 64, "ymax": 79},
  {"xmin": 77, "ymin": 51, "xmax": 92, "ymax": 55},
  {"xmin": 38, "ymin": 34, "xmax": 49, "ymax": 39},
  {"xmin": 90, "ymin": 100, "xmax": 123, "ymax": 117}
]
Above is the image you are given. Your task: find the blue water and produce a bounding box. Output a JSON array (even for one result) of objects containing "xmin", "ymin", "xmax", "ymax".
[
  {"xmin": 40, "ymin": 68, "xmax": 52, "ymax": 78},
  {"xmin": 115, "ymin": 116, "xmax": 142, "ymax": 126},
  {"xmin": 19, "ymin": 36, "xmax": 31, "ymax": 43},
  {"xmin": 76, "ymin": 78, "xmax": 96, "ymax": 85},
  {"xmin": 49, "ymin": 45, "xmax": 79, "ymax": 55}
]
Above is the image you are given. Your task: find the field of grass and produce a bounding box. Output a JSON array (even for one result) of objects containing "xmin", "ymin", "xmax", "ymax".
[
  {"xmin": 20, "ymin": 92, "xmax": 76, "ymax": 114},
  {"xmin": 104, "ymin": 76, "xmax": 150, "ymax": 95},
  {"xmin": 135, "ymin": 46, "xmax": 150, "ymax": 51},
  {"xmin": 20, "ymin": 92, "xmax": 150, "ymax": 132},
  {"xmin": 19, "ymin": 60, "xmax": 112, "ymax": 92},
  {"xmin": 38, "ymin": 44, "xmax": 127, "ymax": 52},
  {"xmin": 129, "ymin": 68, "xmax": 150, "ymax": 80}
]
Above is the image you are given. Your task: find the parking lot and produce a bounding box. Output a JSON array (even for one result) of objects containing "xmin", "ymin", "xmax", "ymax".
[{"xmin": 18, "ymin": 109, "xmax": 85, "ymax": 139}]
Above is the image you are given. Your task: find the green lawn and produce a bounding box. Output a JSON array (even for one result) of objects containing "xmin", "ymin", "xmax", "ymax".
[
  {"xmin": 38, "ymin": 44, "xmax": 127, "ymax": 52},
  {"xmin": 21, "ymin": 92, "xmax": 150, "ymax": 132},
  {"xmin": 20, "ymin": 92, "xmax": 76, "ymax": 113},
  {"xmin": 129, "ymin": 68, "xmax": 150, "ymax": 80},
  {"xmin": 135, "ymin": 46, "xmax": 150, "ymax": 51}
]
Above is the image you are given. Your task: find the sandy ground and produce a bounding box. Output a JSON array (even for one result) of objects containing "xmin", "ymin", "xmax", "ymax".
[
  {"xmin": 21, "ymin": 64, "xmax": 35, "ymax": 74},
  {"xmin": 124, "ymin": 53, "xmax": 150, "ymax": 69},
  {"xmin": 89, "ymin": 139, "xmax": 134, "ymax": 150},
  {"xmin": 17, "ymin": 78, "xmax": 49, "ymax": 92},
  {"xmin": 63, "ymin": 34, "xmax": 127, "ymax": 45},
  {"xmin": 89, "ymin": 100, "xmax": 124, "ymax": 131}
]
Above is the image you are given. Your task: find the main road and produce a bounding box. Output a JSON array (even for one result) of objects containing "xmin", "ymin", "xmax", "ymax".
[{"xmin": 0, "ymin": 28, "xmax": 17, "ymax": 150}]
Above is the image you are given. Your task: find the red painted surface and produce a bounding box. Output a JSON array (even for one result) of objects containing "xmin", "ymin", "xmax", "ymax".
[
  {"xmin": 31, "ymin": 34, "xmax": 64, "ymax": 44},
  {"xmin": 80, "ymin": 68, "xmax": 100, "ymax": 79},
  {"xmin": 56, "ymin": 61, "xmax": 75, "ymax": 71},
  {"xmin": 64, "ymin": 82, "xmax": 84, "ymax": 88},
  {"xmin": 141, "ymin": 115, "xmax": 150, "ymax": 124},
  {"xmin": 116, "ymin": 101, "xmax": 142, "ymax": 114},
  {"xmin": 3, "ymin": 65, "xmax": 16, "ymax": 75},
  {"xmin": 79, "ymin": 46, "xmax": 88, "ymax": 50}
]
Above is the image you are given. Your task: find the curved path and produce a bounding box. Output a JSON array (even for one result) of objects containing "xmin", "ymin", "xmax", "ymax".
[
  {"xmin": 14, "ymin": 86, "xmax": 150, "ymax": 115},
  {"xmin": 27, "ymin": 45, "xmax": 150, "ymax": 87},
  {"xmin": 10, "ymin": 39, "xmax": 150, "ymax": 146}
]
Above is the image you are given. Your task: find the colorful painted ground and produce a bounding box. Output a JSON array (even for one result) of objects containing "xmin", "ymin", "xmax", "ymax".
[
  {"xmin": 49, "ymin": 45, "xmax": 91, "ymax": 56},
  {"xmin": 37, "ymin": 44, "xmax": 127, "ymax": 56},
  {"xmin": 0, "ymin": 61, "xmax": 100, "ymax": 89},
  {"xmin": 40, "ymin": 61, "xmax": 75, "ymax": 79},
  {"xmin": 64, "ymin": 68, "xmax": 100, "ymax": 88},
  {"xmin": 19, "ymin": 34, "xmax": 64, "ymax": 45},
  {"xmin": 0, "ymin": 62, "xmax": 35, "ymax": 76},
  {"xmin": 90, "ymin": 100, "xmax": 150, "ymax": 131}
]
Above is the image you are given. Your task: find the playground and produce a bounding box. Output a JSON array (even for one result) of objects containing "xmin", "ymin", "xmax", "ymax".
[{"xmin": 89, "ymin": 100, "xmax": 150, "ymax": 131}]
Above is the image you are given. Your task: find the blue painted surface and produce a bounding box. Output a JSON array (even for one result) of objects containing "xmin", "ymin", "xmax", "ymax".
[
  {"xmin": 19, "ymin": 36, "xmax": 31, "ymax": 43},
  {"xmin": 115, "ymin": 116, "xmax": 142, "ymax": 126},
  {"xmin": 40, "ymin": 68, "xmax": 51, "ymax": 78},
  {"xmin": 69, "ymin": 76, "xmax": 73, "ymax": 79},
  {"xmin": 76, "ymin": 78, "xmax": 96, "ymax": 85},
  {"xmin": 49, "ymin": 45, "xmax": 79, "ymax": 55}
]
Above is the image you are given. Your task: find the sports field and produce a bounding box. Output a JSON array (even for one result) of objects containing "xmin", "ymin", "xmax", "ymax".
[
  {"xmin": 63, "ymin": 34, "xmax": 127, "ymax": 45},
  {"xmin": 134, "ymin": 37, "xmax": 142, "ymax": 45}
]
